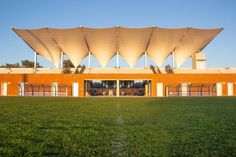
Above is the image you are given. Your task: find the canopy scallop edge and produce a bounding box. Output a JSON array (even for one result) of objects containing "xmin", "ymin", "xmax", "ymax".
[{"xmin": 12, "ymin": 27, "xmax": 223, "ymax": 68}]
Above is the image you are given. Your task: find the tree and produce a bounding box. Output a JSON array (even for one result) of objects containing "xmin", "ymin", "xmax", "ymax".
[
  {"xmin": 21, "ymin": 59, "xmax": 42, "ymax": 68},
  {"xmin": 0, "ymin": 63, "xmax": 20, "ymax": 68},
  {"xmin": 63, "ymin": 59, "xmax": 74, "ymax": 68},
  {"xmin": 0, "ymin": 59, "xmax": 42, "ymax": 68}
]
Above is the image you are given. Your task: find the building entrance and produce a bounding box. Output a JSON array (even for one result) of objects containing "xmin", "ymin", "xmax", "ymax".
[{"xmin": 84, "ymin": 80, "xmax": 151, "ymax": 96}]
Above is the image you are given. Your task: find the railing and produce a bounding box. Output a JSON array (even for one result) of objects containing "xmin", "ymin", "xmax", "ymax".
[
  {"xmin": 167, "ymin": 83, "xmax": 216, "ymax": 97},
  {"xmin": 18, "ymin": 84, "xmax": 68, "ymax": 96}
]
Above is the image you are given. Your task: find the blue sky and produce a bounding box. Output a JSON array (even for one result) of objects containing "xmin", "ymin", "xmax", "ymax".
[{"xmin": 0, "ymin": 0, "xmax": 235, "ymax": 68}]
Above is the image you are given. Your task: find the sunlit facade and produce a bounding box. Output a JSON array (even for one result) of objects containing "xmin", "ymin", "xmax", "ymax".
[{"xmin": 0, "ymin": 26, "xmax": 236, "ymax": 97}]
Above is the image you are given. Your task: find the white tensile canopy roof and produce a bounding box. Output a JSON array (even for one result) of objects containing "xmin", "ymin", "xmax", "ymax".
[{"xmin": 12, "ymin": 26, "xmax": 223, "ymax": 68}]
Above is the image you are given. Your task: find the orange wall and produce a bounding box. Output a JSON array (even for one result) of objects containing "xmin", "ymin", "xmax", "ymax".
[
  {"xmin": 234, "ymin": 84, "xmax": 236, "ymax": 96},
  {"xmin": 0, "ymin": 73, "xmax": 236, "ymax": 96}
]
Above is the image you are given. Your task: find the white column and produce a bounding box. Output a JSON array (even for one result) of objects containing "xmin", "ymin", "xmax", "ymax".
[
  {"xmin": 145, "ymin": 83, "xmax": 148, "ymax": 96},
  {"xmin": 34, "ymin": 52, "xmax": 37, "ymax": 68},
  {"xmin": 72, "ymin": 82, "xmax": 79, "ymax": 97},
  {"xmin": 60, "ymin": 52, "xmax": 64, "ymax": 68},
  {"xmin": 52, "ymin": 82, "xmax": 58, "ymax": 96},
  {"xmin": 1, "ymin": 82, "xmax": 8, "ymax": 96},
  {"xmin": 144, "ymin": 51, "xmax": 147, "ymax": 68},
  {"xmin": 65, "ymin": 86, "xmax": 68, "ymax": 96},
  {"xmin": 19, "ymin": 82, "xmax": 25, "ymax": 96},
  {"xmin": 116, "ymin": 51, "xmax": 119, "ymax": 68},
  {"xmin": 172, "ymin": 52, "xmax": 175, "ymax": 68},
  {"xmin": 157, "ymin": 83, "xmax": 163, "ymax": 97},
  {"xmin": 166, "ymin": 86, "xmax": 169, "ymax": 97},
  {"xmin": 216, "ymin": 83, "xmax": 222, "ymax": 96},
  {"xmin": 116, "ymin": 80, "xmax": 120, "ymax": 96},
  {"xmin": 148, "ymin": 82, "xmax": 151, "ymax": 96},
  {"xmin": 228, "ymin": 83, "xmax": 233, "ymax": 96},
  {"xmin": 88, "ymin": 51, "xmax": 91, "ymax": 68},
  {"xmin": 181, "ymin": 83, "xmax": 188, "ymax": 96}
]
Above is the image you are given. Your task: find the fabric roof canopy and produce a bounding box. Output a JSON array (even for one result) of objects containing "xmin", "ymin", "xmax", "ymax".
[
  {"xmin": 84, "ymin": 27, "xmax": 117, "ymax": 67},
  {"xmin": 48, "ymin": 28, "xmax": 88, "ymax": 68},
  {"xmin": 118, "ymin": 27, "xmax": 153, "ymax": 67},
  {"xmin": 12, "ymin": 26, "xmax": 223, "ymax": 68},
  {"xmin": 173, "ymin": 28, "xmax": 223, "ymax": 67},
  {"xmin": 147, "ymin": 28, "xmax": 187, "ymax": 66},
  {"xmin": 13, "ymin": 28, "xmax": 62, "ymax": 67}
]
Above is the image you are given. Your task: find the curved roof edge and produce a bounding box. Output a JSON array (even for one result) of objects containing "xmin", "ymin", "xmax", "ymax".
[{"xmin": 12, "ymin": 26, "xmax": 223, "ymax": 68}]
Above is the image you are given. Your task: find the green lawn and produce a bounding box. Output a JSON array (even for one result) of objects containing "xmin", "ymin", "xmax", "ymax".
[{"xmin": 0, "ymin": 97, "xmax": 235, "ymax": 156}]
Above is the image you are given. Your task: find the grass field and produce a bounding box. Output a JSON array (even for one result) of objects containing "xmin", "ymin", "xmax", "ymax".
[{"xmin": 0, "ymin": 96, "xmax": 235, "ymax": 156}]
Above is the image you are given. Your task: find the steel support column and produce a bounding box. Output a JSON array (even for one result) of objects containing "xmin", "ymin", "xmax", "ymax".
[{"xmin": 34, "ymin": 52, "xmax": 37, "ymax": 68}]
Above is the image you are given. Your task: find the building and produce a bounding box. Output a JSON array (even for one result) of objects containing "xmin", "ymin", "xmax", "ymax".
[{"xmin": 1, "ymin": 26, "xmax": 236, "ymax": 97}]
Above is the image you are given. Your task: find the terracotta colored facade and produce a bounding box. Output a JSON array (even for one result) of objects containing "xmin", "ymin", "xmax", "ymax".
[{"xmin": 1, "ymin": 73, "xmax": 236, "ymax": 96}]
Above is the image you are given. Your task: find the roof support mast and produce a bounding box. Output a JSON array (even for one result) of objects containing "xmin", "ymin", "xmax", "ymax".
[
  {"xmin": 88, "ymin": 51, "xmax": 91, "ymax": 68},
  {"xmin": 172, "ymin": 51, "xmax": 175, "ymax": 68},
  {"xmin": 116, "ymin": 26, "xmax": 120, "ymax": 68},
  {"xmin": 60, "ymin": 52, "xmax": 64, "ymax": 68},
  {"xmin": 144, "ymin": 51, "xmax": 147, "ymax": 68},
  {"xmin": 34, "ymin": 51, "xmax": 37, "ymax": 68},
  {"xmin": 116, "ymin": 51, "xmax": 119, "ymax": 68}
]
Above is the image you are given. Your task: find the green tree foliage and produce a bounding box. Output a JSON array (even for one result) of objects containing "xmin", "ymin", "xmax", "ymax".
[
  {"xmin": 0, "ymin": 59, "xmax": 42, "ymax": 68},
  {"xmin": 0, "ymin": 63, "xmax": 20, "ymax": 68},
  {"xmin": 63, "ymin": 59, "xmax": 74, "ymax": 74},
  {"xmin": 21, "ymin": 60, "xmax": 42, "ymax": 68},
  {"xmin": 63, "ymin": 59, "xmax": 75, "ymax": 68}
]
